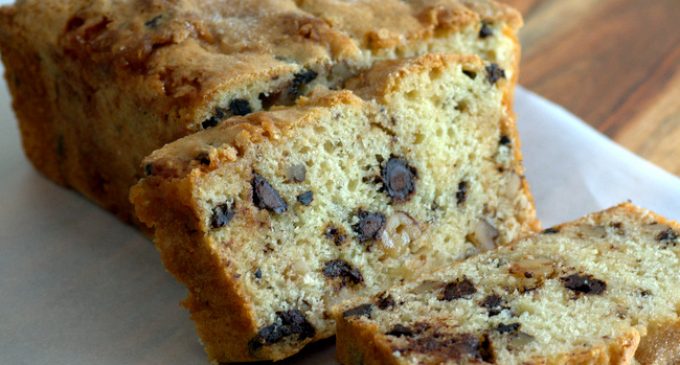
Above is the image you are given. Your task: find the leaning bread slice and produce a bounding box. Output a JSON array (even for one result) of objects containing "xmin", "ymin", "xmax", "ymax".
[
  {"xmin": 130, "ymin": 54, "xmax": 537, "ymax": 363},
  {"xmin": 335, "ymin": 203, "xmax": 680, "ymax": 365}
]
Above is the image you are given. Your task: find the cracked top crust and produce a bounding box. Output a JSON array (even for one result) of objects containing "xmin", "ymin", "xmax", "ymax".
[{"xmin": 3, "ymin": 0, "xmax": 520, "ymax": 109}]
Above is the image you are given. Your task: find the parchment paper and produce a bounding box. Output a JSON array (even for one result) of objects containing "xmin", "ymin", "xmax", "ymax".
[{"xmin": 1, "ymin": 63, "xmax": 679, "ymax": 364}]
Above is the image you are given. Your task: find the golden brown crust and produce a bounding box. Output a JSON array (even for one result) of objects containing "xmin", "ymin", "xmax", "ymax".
[
  {"xmin": 0, "ymin": 6, "xmax": 65, "ymax": 186},
  {"xmin": 336, "ymin": 317, "xmax": 404, "ymax": 365},
  {"xmin": 635, "ymin": 319, "xmax": 680, "ymax": 365},
  {"xmin": 532, "ymin": 330, "xmax": 640, "ymax": 365},
  {"xmin": 346, "ymin": 54, "xmax": 485, "ymax": 102},
  {"xmin": 130, "ymin": 175, "xmax": 264, "ymax": 362}
]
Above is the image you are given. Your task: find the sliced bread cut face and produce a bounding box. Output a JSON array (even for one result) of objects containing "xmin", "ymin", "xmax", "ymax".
[
  {"xmin": 0, "ymin": 0, "xmax": 522, "ymax": 223},
  {"xmin": 335, "ymin": 203, "xmax": 680, "ymax": 365},
  {"xmin": 130, "ymin": 54, "xmax": 538, "ymax": 363}
]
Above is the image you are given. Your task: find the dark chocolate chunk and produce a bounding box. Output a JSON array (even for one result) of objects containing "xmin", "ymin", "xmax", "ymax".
[
  {"xmin": 479, "ymin": 334, "xmax": 496, "ymax": 364},
  {"xmin": 486, "ymin": 63, "xmax": 506, "ymax": 85},
  {"xmin": 288, "ymin": 69, "xmax": 318, "ymax": 99},
  {"xmin": 463, "ymin": 70, "xmax": 477, "ymax": 80},
  {"xmin": 479, "ymin": 21, "xmax": 493, "ymax": 38},
  {"xmin": 561, "ymin": 274, "xmax": 607, "ymax": 295},
  {"xmin": 196, "ymin": 152, "xmax": 211, "ymax": 166},
  {"xmin": 456, "ymin": 181, "xmax": 469, "ymax": 206},
  {"xmin": 656, "ymin": 228, "xmax": 678, "ymax": 244},
  {"xmin": 254, "ymin": 268, "xmax": 262, "ymax": 279},
  {"xmin": 201, "ymin": 107, "xmax": 226, "ymax": 129},
  {"xmin": 229, "ymin": 98, "xmax": 252, "ymax": 116},
  {"xmin": 499, "ymin": 135, "xmax": 512, "ymax": 146},
  {"xmin": 342, "ymin": 303, "xmax": 373, "ymax": 319},
  {"xmin": 324, "ymin": 225, "xmax": 347, "ymax": 246},
  {"xmin": 376, "ymin": 293, "xmax": 396, "ymax": 310},
  {"xmin": 248, "ymin": 309, "xmax": 316, "ymax": 352},
  {"xmin": 542, "ymin": 227, "xmax": 560, "ymax": 234},
  {"xmin": 323, "ymin": 259, "xmax": 364, "ymax": 286},
  {"xmin": 480, "ymin": 294, "xmax": 506, "ymax": 316},
  {"xmin": 381, "ymin": 157, "xmax": 417, "ymax": 203},
  {"xmin": 352, "ymin": 211, "xmax": 386, "ymax": 244},
  {"xmin": 144, "ymin": 163, "xmax": 154, "ymax": 176},
  {"xmin": 387, "ymin": 324, "xmax": 414, "ymax": 338},
  {"xmin": 496, "ymin": 323, "xmax": 521, "ymax": 334},
  {"xmin": 441, "ymin": 278, "xmax": 477, "ymax": 301},
  {"xmin": 210, "ymin": 201, "xmax": 235, "ymax": 229},
  {"xmin": 145, "ymin": 15, "xmax": 163, "ymax": 28},
  {"xmin": 404, "ymin": 333, "xmax": 486, "ymax": 361},
  {"xmin": 297, "ymin": 191, "xmax": 314, "ymax": 206},
  {"xmin": 251, "ymin": 173, "xmax": 288, "ymax": 214}
]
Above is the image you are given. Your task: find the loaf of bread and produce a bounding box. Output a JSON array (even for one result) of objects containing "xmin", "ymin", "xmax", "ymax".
[
  {"xmin": 130, "ymin": 54, "xmax": 538, "ymax": 362},
  {"xmin": 335, "ymin": 203, "xmax": 680, "ymax": 365},
  {"xmin": 0, "ymin": 0, "xmax": 522, "ymax": 223}
]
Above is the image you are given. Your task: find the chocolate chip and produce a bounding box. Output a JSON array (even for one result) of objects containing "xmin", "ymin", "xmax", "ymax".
[
  {"xmin": 144, "ymin": 163, "xmax": 154, "ymax": 176},
  {"xmin": 323, "ymin": 259, "xmax": 363, "ymax": 286},
  {"xmin": 324, "ymin": 225, "xmax": 347, "ymax": 246},
  {"xmin": 561, "ymin": 274, "xmax": 607, "ymax": 295},
  {"xmin": 403, "ymin": 333, "xmax": 486, "ymax": 361},
  {"xmin": 387, "ymin": 324, "xmax": 414, "ymax": 338},
  {"xmin": 145, "ymin": 15, "xmax": 163, "ymax": 28},
  {"xmin": 479, "ymin": 334, "xmax": 496, "ymax": 364},
  {"xmin": 440, "ymin": 278, "xmax": 477, "ymax": 301},
  {"xmin": 479, "ymin": 22, "xmax": 493, "ymax": 38},
  {"xmin": 376, "ymin": 293, "xmax": 396, "ymax": 310},
  {"xmin": 297, "ymin": 191, "xmax": 313, "ymax": 206},
  {"xmin": 210, "ymin": 201, "xmax": 235, "ymax": 229},
  {"xmin": 252, "ymin": 173, "xmax": 288, "ymax": 214},
  {"xmin": 229, "ymin": 99, "xmax": 252, "ymax": 116},
  {"xmin": 486, "ymin": 63, "xmax": 506, "ymax": 85},
  {"xmin": 342, "ymin": 303, "xmax": 373, "ymax": 319},
  {"xmin": 480, "ymin": 294, "xmax": 506, "ymax": 316},
  {"xmin": 609, "ymin": 222, "xmax": 625, "ymax": 235},
  {"xmin": 499, "ymin": 135, "xmax": 511, "ymax": 146},
  {"xmin": 381, "ymin": 157, "xmax": 417, "ymax": 203},
  {"xmin": 248, "ymin": 309, "xmax": 316, "ymax": 352},
  {"xmin": 496, "ymin": 323, "xmax": 521, "ymax": 334},
  {"xmin": 656, "ymin": 228, "xmax": 678, "ymax": 244},
  {"xmin": 196, "ymin": 152, "xmax": 211, "ymax": 165},
  {"xmin": 352, "ymin": 211, "xmax": 386, "ymax": 244},
  {"xmin": 287, "ymin": 164, "xmax": 307, "ymax": 183},
  {"xmin": 288, "ymin": 69, "xmax": 318, "ymax": 99},
  {"xmin": 201, "ymin": 107, "xmax": 226, "ymax": 129},
  {"xmin": 254, "ymin": 268, "xmax": 262, "ymax": 279},
  {"xmin": 463, "ymin": 70, "xmax": 477, "ymax": 80},
  {"xmin": 456, "ymin": 181, "xmax": 469, "ymax": 206},
  {"xmin": 542, "ymin": 227, "xmax": 560, "ymax": 234}
]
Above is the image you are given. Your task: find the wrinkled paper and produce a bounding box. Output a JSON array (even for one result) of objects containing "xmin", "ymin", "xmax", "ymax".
[{"xmin": 1, "ymin": 61, "xmax": 679, "ymax": 365}]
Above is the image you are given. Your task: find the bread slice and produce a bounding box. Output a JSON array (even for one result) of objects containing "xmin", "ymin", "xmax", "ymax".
[
  {"xmin": 335, "ymin": 203, "xmax": 680, "ymax": 365},
  {"xmin": 130, "ymin": 54, "xmax": 538, "ymax": 362},
  {"xmin": 0, "ymin": 0, "xmax": 522, "ymax": 223}
]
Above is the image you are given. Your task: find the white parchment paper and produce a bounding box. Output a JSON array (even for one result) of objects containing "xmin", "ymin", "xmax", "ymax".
[{"xmin": 1, "ymin": 60, "xmax": 679, "ymax": 364}]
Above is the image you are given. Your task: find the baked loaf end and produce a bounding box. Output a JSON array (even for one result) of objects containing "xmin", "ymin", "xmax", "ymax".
[
  {"xmin": 335, "ymin": 202, "xmax": 680, "ymax": 365},
  {"xmin": 0, "ymin": 0, "xmax": 521, "ymax": 223},
  {"xmin": 130, "ymin": 54, "xmax": 537, "ymax": 363}
]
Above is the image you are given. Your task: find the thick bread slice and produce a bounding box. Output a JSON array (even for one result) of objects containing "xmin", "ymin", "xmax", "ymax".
[
  {"xmin": 335, "ymin": 203, "xmax": 680, "ymax": 365},
  {"xmin": 130, "ymin": 54, "xmax": 537, "ymax": 363},
  {"xmin": 0, "ymin": 0, "xmax": 522, "ymax": 223}
]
